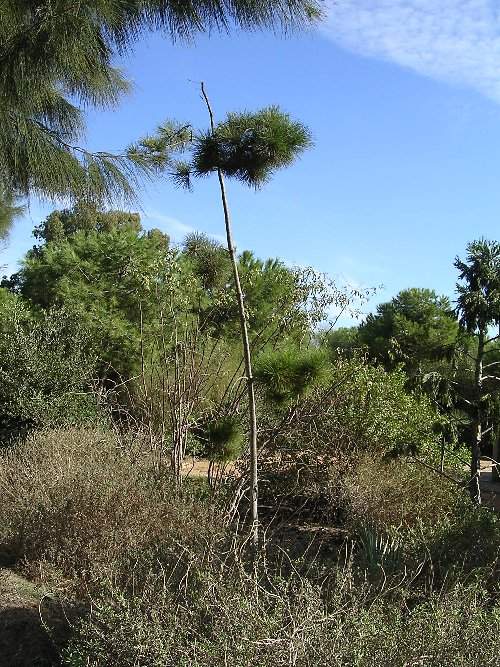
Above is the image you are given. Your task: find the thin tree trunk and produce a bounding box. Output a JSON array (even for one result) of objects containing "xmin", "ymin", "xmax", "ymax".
[
  {"xmin": 470, "ymin": 329, "xmax": 484, "ymax": 504},
  {"xmin": 201, "ymin": 82, "xmax": 259, "ymax": 547},
  {"xmin": 492, "ymin": 428, "xmax": 500, "ymax": 482}
]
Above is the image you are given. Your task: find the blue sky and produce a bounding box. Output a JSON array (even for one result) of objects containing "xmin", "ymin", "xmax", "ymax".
[{"xmin": 4, "ymin": 0, "xmax": 500, "ymax": 322}]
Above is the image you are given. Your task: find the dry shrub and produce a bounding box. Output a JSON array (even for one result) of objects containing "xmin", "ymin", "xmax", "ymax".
[
  {"xmin": 1, "ymin": 430, "xmax": 499, "ymax": 666},
  {"xmin": 342, "ymin": 454, "xmax": 500, "ymax": 586},
  {"xmin": 62, "ymin": 556, "xmax": 500, "ymax": 667},
  {"xmin": 0, "ymin": 428, "xmax": 223, "ymax": 587},
  {"xmin": 343, "ymin": 454, "xmax": 458, "ymax": 532},
  {"xmin": 256, "ymin": 358, "xmax": 443, "ymax": 524}
]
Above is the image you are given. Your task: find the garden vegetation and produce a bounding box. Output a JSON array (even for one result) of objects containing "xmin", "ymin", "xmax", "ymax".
[{"xmin": 0, "ymin": 2, "xmax": 499, "ymax": 666}]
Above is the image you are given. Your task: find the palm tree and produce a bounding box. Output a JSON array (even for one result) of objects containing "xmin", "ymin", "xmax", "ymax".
[{"xmin": 455, "ymin": 239, "xmax": 500, "ymax": 503}]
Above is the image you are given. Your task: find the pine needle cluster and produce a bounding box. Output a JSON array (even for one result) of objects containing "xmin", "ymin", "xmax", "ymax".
[
  {"xmin": 193, "ymin": 107, "xmax": 312, "ymax": 186},
  {"xmin": 196, "ymin": 414, "xmax": 244, "ymax": 463},
  {"xmin": 254, "ymin": 347, "xmax": 329, "ymax": 406},
  {"xmin": 0, "ymin": 188, "xmax": 24, "ymax": 242},
  {"xmin": 142, "ymin": 107, "xmax": 312, "ymax": 189}
]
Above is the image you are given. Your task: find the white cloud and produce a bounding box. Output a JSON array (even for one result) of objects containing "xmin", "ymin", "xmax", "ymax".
[
  {"xmin": 323, "ymin": 0, "xmax": 500, "ymax": 102},
  {"xmin": 143, "ymin": 211, "xmax": 226, "ymax": 244},
  {"xmin": 143, "ymin": 211, "xmax": 195, "ymax": 240}
]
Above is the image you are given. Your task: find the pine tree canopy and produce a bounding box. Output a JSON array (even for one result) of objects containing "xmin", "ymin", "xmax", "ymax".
[
  {"xmin": 0, "ymin": 1, "xmax": 321, "ymax": 206},
  {"xmin": 139, "ymin": 106, "xmax": 313, "ymax": 189},
  {"xmin": 193, "ymin": 107, "xmax": 313, "ymax": 186}
]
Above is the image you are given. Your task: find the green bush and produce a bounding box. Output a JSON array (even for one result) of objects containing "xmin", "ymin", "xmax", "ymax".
[
  {"xmin": 0, "ymin": 293, "xmax": 100, "ymax": 440},
  {"xmin": 200, "ymin": 415, "xmax": 244, "ymax": 463},
  {"xmin": 257, "ymin": 356, "xmax": 443, "ymax": 519}
]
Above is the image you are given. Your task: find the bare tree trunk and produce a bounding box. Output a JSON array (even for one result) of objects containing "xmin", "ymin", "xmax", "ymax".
[
  {"xmin": 493, "ymin": 428, "xmax": 500, "ymax": 482},
  {"xmin": 470, "ymin": 330, "xmax": 484, "ymax": 504},
  {"xmin": 201, "ymin": 82, "xmax": 259, "ymax": 548}
]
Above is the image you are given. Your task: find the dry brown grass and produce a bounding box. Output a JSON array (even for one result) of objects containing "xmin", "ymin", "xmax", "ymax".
[
  {"xmin": 0, "ymin": 428, "xmax": 223, "ymax": 590},
  {"xmin": 342, "ymin": 454, "xmax": 459, "ymax": 533}
]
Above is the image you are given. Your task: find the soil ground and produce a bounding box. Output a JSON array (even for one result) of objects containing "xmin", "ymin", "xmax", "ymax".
[
  {"xmin": 479, "ymin": 459, "xmax": 500, "ymax": 511},
  {"xmin": 0, "ymin": 569, "xmax": 67, "ymax": 666}
]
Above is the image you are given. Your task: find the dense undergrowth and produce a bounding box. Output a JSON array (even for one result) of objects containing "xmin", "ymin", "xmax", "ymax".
[
  {"xmin": 0, "ymin": 428, "xmax": 498, "ymax": 666},
  {"xmin": 1, "ymin": 212, "xmax": 499, "ymax": 665}
]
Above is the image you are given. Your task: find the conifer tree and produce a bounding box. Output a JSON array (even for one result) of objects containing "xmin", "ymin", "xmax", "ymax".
[
  {"xmin": 0, "ymin": 189, "xmax": 24, "ymax": 245},
  {"xmin": 137, "ymin": 87, "xmax": 312, "ymax": 544},
  {"xmin": 0, "ymin": 1, "xmax": 320, "ymax": 209}
]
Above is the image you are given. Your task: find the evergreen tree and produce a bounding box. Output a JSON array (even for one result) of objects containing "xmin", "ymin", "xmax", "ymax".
[
  {"xmin": 0, "ymin": 189, "xmax": 24, "ymax": 245},
  {"xmin": 359, "ymin": 288, "xmax": 459, "ymax": 375},
  {"xmin": 137, "ymin": 88, "xmax": 312, "ymax": 545},
  {"xmin": 6, "ymin": 206, "xmax": 171, "ymax": 380},
  {"xmin": 0, "ymin": 1, "xmax": 320, "ymax": 204}
]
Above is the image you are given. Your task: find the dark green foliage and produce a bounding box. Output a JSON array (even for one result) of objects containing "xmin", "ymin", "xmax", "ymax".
[
  {"xmin": 192, "ymin": 107, "xmax": 312, "ymax": 187},
  {"xmin": 138, "ymin": 105, "xmax": 312, "ymax": 193},
  {"xmin": 6, "ymin": 207, "xmax": 170, "ymax": 380},
  {"xmin": 182, "ymin": 235, "xmax": 325, "ymax": 342},
  {"xmin": 0, "ymin": 189, "xmax": 24, "ymax": 243},
  {"xmin": 0, "ymin": 293, "xmax": 98, "ymax": 440},
  {"xmin": 238, "ymin": 252, "xmax": 315, "ymax": 335},
  {"xmin": 0, "ymin": 0, "xmax": 137, "ymax": 202},
  {"xmin": 2, "ymin": 208, "xmax": 331, "ymax": 397},
  {"xmin": 455, "ymin": 238, "xmax": 500, "ymax": 333},
  {"xmin": 454, "ymin": 238, "xmax": 500, "ymax": 499},
  {"xmin": 358, "ymin": 288, "xmax": 459, "ymax": 373},
  {"xmin": 201, "ymin": 415, "xmax": 244, "ymax": 463},
  {"xmin": 183, "ymin": 232, "xmax": 231, "ymax": 292},
  {"xmin": 255, "ymin": 347, "xmax": 328, "ymax": 405},
  {"xmin": 32, "ymin": 205, "xmax": 142, "ymax": 244},
  {"xmin": 325, "ymin": 326, "xmax": 360, "ymax": 357},
  {"xmin": 0, "ymin": 1, "xmax": 319, "ymax": 203}
]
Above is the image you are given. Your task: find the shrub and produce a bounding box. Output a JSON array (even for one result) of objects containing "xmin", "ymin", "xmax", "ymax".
[
  {"xmin": 0, "ymin": 295, "xmax": 99, "ymax": 440},
  {"xmin": 343, "ymin": 454, "xmax": 458, "ymax": 531},
  {"xmin": 1, "ymin": 428, "xmax": 498, "ymax": 667},
  {"xmin": 257, "ymin": 356, "xmax": 443, "ymax": 520},
  {"xmin": 343, "ymin": 454, "xmax": 500, "ymax": 588},
  {"xmin": 0, "ymin": 428, "xmax": 224, "ymax": 582},
  {"xmin": 63, "ymin": 558, "xmax": 500, "ymax": 667},
  {"xmin": 201, "ymin": 415, "xmax": 244, "ymax": 463}
]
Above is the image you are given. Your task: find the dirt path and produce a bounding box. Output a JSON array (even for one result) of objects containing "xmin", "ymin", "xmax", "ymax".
[
  {"xmin": 0, "ymin": 569, "xmax": 66, "ymax": 666},
  {"xmin": 479, "ymin": 460, "xmax": 500, "ymax": 511},
  {"xmin": 182, "ymin": 457, "xmax": 235, "ymax": 478}
]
